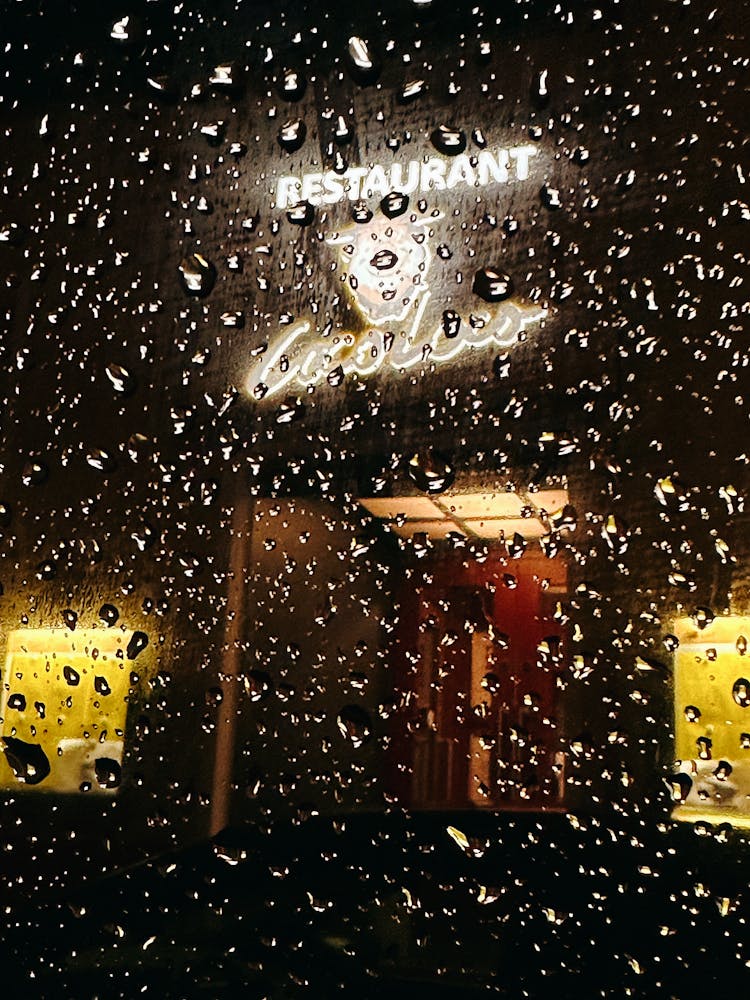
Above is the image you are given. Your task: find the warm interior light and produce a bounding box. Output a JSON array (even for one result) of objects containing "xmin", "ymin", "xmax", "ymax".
[
  {"xmin": 672, "ymin": 616, "xmax": 750, "ymax": 827},
  {"xmin": 359, "ymin": 488, "xmax": 569, "ymax": 543},
  {"xmin": 0, "ymin": 628, "xmax": 141, "ymax": 794}
]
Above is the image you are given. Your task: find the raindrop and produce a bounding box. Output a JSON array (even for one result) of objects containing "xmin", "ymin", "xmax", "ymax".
[
  {"xmin": 668, "ymin": 772, "xmax": 692, "ymax": 803},
  {"xmin": 276, "ymin": 398, "xmax": 305, "ymax": 423},
  {"xmin": 94, "ymin": 676, "xmax": 112, "ymax": 696},
  {"xmin": 337, "ymin": 705, "xmax": 372, "ymax": 748},
  {"xmin": 692, "ymin": 607, "xmax": 715, "ymax": 630},
  {"xmin": 245, "ymin": 670, "xmax": 273, "ymax": 702},
  {"xmin": 0, "ymin": 737, "xmax": 50, "ymax": 785},
  {"xmin": 95, "ymin": 758, "xmax": 122, "ymax": 790},
  {"xmin": 532, "ymin": 69, "xmax": 550, "ymax": 107},
  {"xmin": 62, "ymin": 609, "xmax": 78, "ymax": 630},
  {"xmin": 351, "ymin": 202, "xmax": 373, "ymax": 224},
  {"xmin": 210, "ymin": 63, "xmax": 236, "ymax": 88},
  {"xmin": 684, "ymin": 705, "xmax": 701, "ymax": 723},
  {"xmin": 105, "ymin": 363, "xmax": 136, "ymax": 395},
  {"xmin": 732, "ymin": 678, "xmax": 750, "ymax": 708},
  {"xmin": 473, "ymin": 268, "xmax": 514, "ymax": 302},
  {"xmin": 540, "ymin": 183, "xmax": 563, "ymax": 209},
  {"xmin": 407, "ymin": 451, "xmax": 455, "ymax": 494},
  {"xmin": 370, "ymin": 249, "xmax": 398, "ymax": 271},
  {"xmin": 286, "ymin": 201, "xmax": 315, "ymax": 226},
  {"xmin": 86, "ymin": 449, "xmax": 115, "ymax": 473},
  {"xmin": 178, "ymin": 254, "xmax": 216, "ymax": 297},
  {"xmin": 99, "ymin": 604, "xmax": 119, "ymax": 626},
  {"xmin": 200, "ymin": 121, "xmax": 226, "ymax": 146},
  {"xmin": 714, "ymin": 760, "xmax": 733, "ymax": 781},
  {"xmin": 334, "ymin": 116, "xmax": 353, "ymax": 145},
  {"xmin": 506, "ymin": 532, "xmax": 526, "ymax": 558},
  {"xmin": 8, "ymin": 693, "xmax": 26, "ymax": 711},
  {"xmin": 442, "ymin": 310, "xmax": 461, "ymax": 339},
  {"xmin": 430, "ymin": 125, "xmax": 467, "ymax": 155},
  {"xmin": 126, "ymin": 631, "xmax": 149, "ymax": 660},
  {"xmin": 380, "ymin": 191, "xmax": 409, "ymax": 219},
  {"xmin": 345, "ymin": 37, "xmax": 380, "ymax": 84},
  {"xmin": 21, "ymin": 459, "xmax": 48, "ymax": 486},
  {"xmin": 64, "ymin": 665, "xmax": 80, "ymax": 686},
  {"xmin": 278, "ymin": 68, "xmax": 306, "ymax": 101},
  {"xmin": 399, "ymin": 79, "xmax": 426, "ymax": 103},
  {"xmin": 277, "ymin": 119, "xmax": 306, "ymax": 152}
]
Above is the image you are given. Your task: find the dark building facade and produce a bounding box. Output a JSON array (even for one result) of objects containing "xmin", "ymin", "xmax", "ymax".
[{"xmin": 1, "ymin": 0, "xmax": 749, "ymax": 994}]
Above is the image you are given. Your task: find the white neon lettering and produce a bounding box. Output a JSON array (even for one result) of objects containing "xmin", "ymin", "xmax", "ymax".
[
  {"xmin": 446, "ymin": 154, "xmax": 476, "ymax": 190},
  {"xmin": 477, "ymin": 149, "xmax": 509, "ymax": 185},
  {"xmin": 300, "ymin": 172, "xmax": 324, "ymax": 204},
  {"xmin": 248, "ymin": 301, "xmax": 545, "ymax": 397},
  {"xmin": 345, "ymin": 167, "xmax": 368, "ymax": 200},
  {"xmin": 322, "ymin": 171, "xmax": 345, "ymax": 204},
  {"xmin": 362, "ymin": 165, "xmax": 389, "ymax": 199},
  {"xmin": 274, "ymin": 146, "xmax": 538, "ymax": 209},
  {"xmin": 419, "ymin": 157, "xmax": 447, "ymax": 191},
  {"xmin": 276, "ymin": 175, "xmax": 302, "ymax": 209},
  {"xmin": 389, "ymin": 161, "xmax": 421, "ymax": 194},
  {"xmin": 509, "ymin": 144, "xmax": 536, "ymax": 180}
]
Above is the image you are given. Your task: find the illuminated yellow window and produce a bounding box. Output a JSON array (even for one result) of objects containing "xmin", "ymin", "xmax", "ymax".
[
  {"xmin": 0, "ymin": 628, "xmax": 146, "ymax": 794},
  {"xmin": 672, "ymin": 616, "xmax": 750, "ymax": 829}
]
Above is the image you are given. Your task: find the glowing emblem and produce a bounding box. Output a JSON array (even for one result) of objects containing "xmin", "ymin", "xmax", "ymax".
[{"xmin": 247, "ymin": 211, "xmax": 546, "ymax": 399}]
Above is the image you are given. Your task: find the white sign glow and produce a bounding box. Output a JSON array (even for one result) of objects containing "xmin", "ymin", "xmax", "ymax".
[
  {"xmin": 275, "ymin": 145, "xmax": 537, "ymax": 209},
  {"xmin": 247, "ymin": 293, "xmax": 546, "ymax": 398}
]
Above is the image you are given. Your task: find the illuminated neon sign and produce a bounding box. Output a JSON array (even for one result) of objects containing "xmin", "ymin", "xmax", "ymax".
[
  {"xmin": 249, "ymin": 146, "xmax": 546, "ymax": 399},
  {"xmin": 275, "ymin": 145, "xmax": 537, "ymax": 208}
]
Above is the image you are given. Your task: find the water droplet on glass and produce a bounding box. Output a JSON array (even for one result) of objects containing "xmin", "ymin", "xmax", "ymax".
[
  {"xmin": 407, "ymin": 451, "xmax": 455, "ymax": 494},
  {"xmin": 126, "ymin": 631, "xmax": 149, "ymax": 660},
  {"xmin": 732, "ymin": 678, "xmax": 750, "ymax": 708},
  {"xmin": 346, "ymin": 37, "xmax": 380, "ymax": 84},
  {"xmin": 431, "ymin": 125, "xmax": 467, "ymax": 155},
  {"xmin": 336, "ymin": 705, "xmax": 372, "ymax": 748},
  {"xmin": 95, "ymin": 757, "xmax": 122, "ymax": 789},
  {"xmin": 668, "ymin": 772, "xmax": 692, "ymax": 803},
  {"xmin": 105, "ymin": 363, "xmax": 136, "ymax": 395},
  {"xmin": 286, "ymin": 201, "xmax": 315, "ymax": 226},
  {"xmin": 442, "ymin": 310, "xmax": 461, "ymax": 339},
  {"xmin": 245, "ymin": 670, "xmax": 273, "ymax": 702},
  {"xmin": 94, "ymin": 676, "xmax": 112, "ymax": 696},
  {"xmin": 278, "ymin": 118, "xmax": 306, "ymax": 152},
  {"xmin": 62, "ymin": 609, "xmax": 78, "ymax": 630},
  {"xmin": 473, "ymin": 268, "xmax": 514, "ymax": 302},
  {"xmin": 692, "ymin": 606, "xmax": 715, "ymax": 630},
  {"xmin": 64, "ymin": 665, "xmax": 80, "ymax": 686},
  {"xmin": 399, "ymin": 79, "xmax": 425, "ymax": 103},
  {"xmin": 540, "ymin": 183, "xmax": 563, "ymax": 209},
  {"xmin": 22, "ymin": 459, "xmax": 48, "ymax": 486},
  {"xmin": 99, "ymin": 604, "xmax": 119, "ymax": 626},
  {"xmin": 278, "ymin": 68, "xmax": 306, "ymax": 101},
  {"xmin": 1, "ymin": 737, "xmax": 51, "ymax": 785},
  {"xmin": 179, "ymin": 253, "xmax": 216, "ymax": 297},
  {"xmin": 380, "ymin": 191, "xmax": 409, "ymax": 219},
  {"xmin": 351, "ymin": 202, "xmax": 373, "ymax": 224},
  {"xmin": 87, "ymin": 449, "xmax": 115, "ymax": 473}
]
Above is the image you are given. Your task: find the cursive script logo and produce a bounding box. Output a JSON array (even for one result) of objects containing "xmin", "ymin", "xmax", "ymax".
[{"xmin": 247, "ymin": 210, "xmax": 546, "ymax": 400}]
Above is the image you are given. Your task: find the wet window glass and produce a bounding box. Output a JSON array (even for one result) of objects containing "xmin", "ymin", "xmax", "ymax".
[{"xmin": 1, "ymin": 0, "xmax": 749, "ymax": 994}]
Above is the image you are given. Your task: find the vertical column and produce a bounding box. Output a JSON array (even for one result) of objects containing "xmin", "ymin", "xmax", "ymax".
[{"xmin": 210, "ymin": 491, "xmax": 252, "ymax": 836}]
